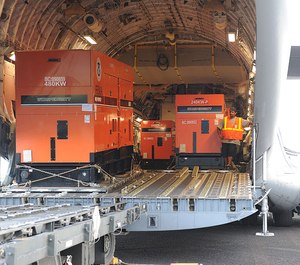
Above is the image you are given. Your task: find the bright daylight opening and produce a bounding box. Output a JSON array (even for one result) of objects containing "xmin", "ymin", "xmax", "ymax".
[
  {"xmin": 279, "ymin": 1, "xmax": 300, "ymax": 151},
  {"xmin": 0, "ymin": 156, "xmax": 9, "ymax": 184}
]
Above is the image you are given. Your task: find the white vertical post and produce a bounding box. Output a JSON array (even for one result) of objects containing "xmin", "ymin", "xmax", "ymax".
[{"xmin": 252, "ymin": 124, "xmax": 256, "ymax": 192}]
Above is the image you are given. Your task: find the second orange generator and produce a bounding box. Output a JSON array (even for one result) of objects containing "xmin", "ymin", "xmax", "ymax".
[{"xmin": 176, "ymin": 94, "xmax": 225, "ymax": 169}]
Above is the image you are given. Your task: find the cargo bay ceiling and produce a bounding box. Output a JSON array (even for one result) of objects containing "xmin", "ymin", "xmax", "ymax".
[{"xmin": 0, "ymin": 0, "xmax": 256, "ymax": 118}]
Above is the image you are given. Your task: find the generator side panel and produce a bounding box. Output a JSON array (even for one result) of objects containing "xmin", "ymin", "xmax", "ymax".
[
  {"xmin": 94, "ymin": 104, "xmax": 119, "ymax": 151},
  {"xmin": 93, "ymin": 66, "xmax": 119, "ymax": 153},
  {"xmin": 119, "ymin": 77, "xmax": 134, "ymax": 148},
  {"xmin": 92, "ymin": 52, "xmax": 134, "ymax": 151}
]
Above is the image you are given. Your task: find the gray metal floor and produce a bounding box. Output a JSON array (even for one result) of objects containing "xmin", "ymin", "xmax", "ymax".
[
  {"xmin": 114, "ymin": 215, "xmax": 300, "ymax": 265},
  {"xmin": 113, "ymin": 169, "xmax": 252, "ymax": 200},
  {"xmin": 108, "ymin": 169, "xmax": 256, "ymax": 231}
]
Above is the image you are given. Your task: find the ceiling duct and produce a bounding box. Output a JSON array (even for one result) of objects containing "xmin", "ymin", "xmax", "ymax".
[
  {"xmin": 165, "ymin": 32, "xmax": 176, "ymax": 45},
  {"xmin": 0, "ymin": 11, "xmax": 9, "ymax": 22},
  {"xmin": 204, "ymin": 0, "xmax": 224, "ymax": 11},
  {"xmin": 84, "ymin": 14, "xmax": 104, "ymax": 33},
  {"xmin": 62, "ymin": 2, "xmax": 85, "ymax": 16},
  {"xmin": 164, "ymin": 19, "xmax": 176, "ymax": 45},
  {"xmin": 104, "ymin": 0, "xmax": 121, "ymax": 10},
  {"xmin": 213, "ymin": 11, "xmax": 227, "ymax": 30},
  {"xmin": 223, "ymin": 0, "xmax": 232, "ymax": 10},
  {"xmin": 203, "ymin": 0, "xmax": 227, "ymax": 30},
  {"xmin": 164, "ymin": 19, "xmax": 173, "ymax": 32},
  {"xmin": 119, "ymin": 13, "xmax": 137, "ymax": 25}
]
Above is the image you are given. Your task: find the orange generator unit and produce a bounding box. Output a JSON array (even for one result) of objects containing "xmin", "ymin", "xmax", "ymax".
[
  {"xmin": 140, "ymin": 120, "xmax": 175, "ymax": 169},
  {"xmin": 176, "ymin": 94, "xmax": 225, "ymax": 169},
  {"xmin": 15, "ymin": 50, "xmax": 134, "ymax": 185}
]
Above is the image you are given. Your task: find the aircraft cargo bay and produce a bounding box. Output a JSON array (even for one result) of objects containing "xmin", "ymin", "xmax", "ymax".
[{"xmin": 1, "ymin": 1, "xmax": 300, "ymax": 265}]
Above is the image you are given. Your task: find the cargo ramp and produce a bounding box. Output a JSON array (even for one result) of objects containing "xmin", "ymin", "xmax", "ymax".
[
  {"xmin": 0, "ymin": 167, "xmax": 257, "ymax": 264},
  {"xmin": 107, "ymin": 167, "xmax": 257, "ymax": 231}
]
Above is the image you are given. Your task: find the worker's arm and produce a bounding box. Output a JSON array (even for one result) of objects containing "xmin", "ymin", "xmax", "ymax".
[{"xmin": 242, "ymin": 118, "xmax": 251, "ymax": 128}]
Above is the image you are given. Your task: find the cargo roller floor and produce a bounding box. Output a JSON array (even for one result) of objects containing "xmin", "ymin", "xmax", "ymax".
[
  {"xmin": 2, "ymin": 167, "xmax": 258, "ymax": 231},
  {"xmin": 103, "ymin": 167, "xmax": 257, "ymax": 231}
]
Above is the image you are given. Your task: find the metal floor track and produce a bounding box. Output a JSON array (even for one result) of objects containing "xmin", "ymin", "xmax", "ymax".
[{"xmin": 111, "ymin": 168, "xmax": 252, "ymax": 200}]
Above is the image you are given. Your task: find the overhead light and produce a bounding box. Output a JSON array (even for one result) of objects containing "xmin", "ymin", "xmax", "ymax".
[
  {"xmin": 84, "ymin": 35, "xmax": 97, "ymax": 45},
  {"xmin": 228, "ymin": 31, "xmax": 236, "ymax": 42},
  {"xmin": 0, "ymin": 156, "xmax": 9, "ymax": 184},
  {"xmin": 9, "ymin": 51, "xmax": 15, "ymax": 61},
  {"xmin": 249, "ymin": 71, "xmax": 255, "ymax": 79},
  {"xmin": 136, "ymin": 117, "xmax": 143, "ymax": 123}
]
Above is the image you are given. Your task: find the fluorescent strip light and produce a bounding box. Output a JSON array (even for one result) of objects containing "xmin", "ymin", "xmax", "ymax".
[
  {"xmin": 84, "ymin": 35, "xmax": 97, "ymax": 45},
  {"xmin": 228, "ymin": 32, "xmax": 236, "ymax": 42},
  {"xmin": 0, "ymin": 157, "xmax": 9, "ymax": 182}
]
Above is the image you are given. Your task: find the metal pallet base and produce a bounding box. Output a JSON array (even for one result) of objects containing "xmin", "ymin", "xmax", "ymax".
[{"xmin": 108, "ymin": 168, "xmax": 257, "ymax": 231}]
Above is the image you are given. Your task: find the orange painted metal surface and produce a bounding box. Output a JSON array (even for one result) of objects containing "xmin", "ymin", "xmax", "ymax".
[
  {"xmin": 176, "ymin": 94, "xmax": 225, "ymax": 154},
  {"xmin": 140, "ymin": 120, "xmax": 175, "ymax": 160},
  {"xmin": 119, "ymin": 78, "xmax": 134, "ymax": 148},
  {"xmin": 15, "ymin": 50, "xmax": 133, "ymax": 164}
]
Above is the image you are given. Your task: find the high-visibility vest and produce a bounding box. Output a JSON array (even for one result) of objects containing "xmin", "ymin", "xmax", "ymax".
[{"xmin": 222, "ymin": 116, "xmax": 244, "ymax": 140}]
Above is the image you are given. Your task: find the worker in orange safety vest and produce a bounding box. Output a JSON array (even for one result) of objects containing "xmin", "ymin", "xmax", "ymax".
[{"xmin": 217, "ymin": 106, "xmax": 251, "ymax": 170}]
